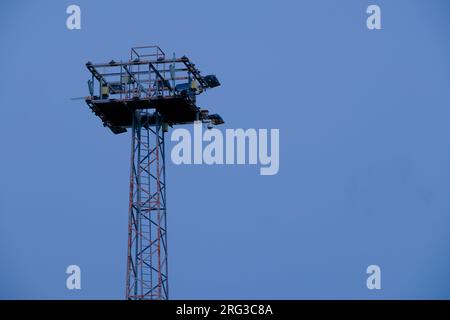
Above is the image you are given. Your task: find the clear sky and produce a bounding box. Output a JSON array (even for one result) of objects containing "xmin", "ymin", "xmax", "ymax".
[{"xmin": 0, "ymin": 0, "xmax": 449, "ymax": 299}]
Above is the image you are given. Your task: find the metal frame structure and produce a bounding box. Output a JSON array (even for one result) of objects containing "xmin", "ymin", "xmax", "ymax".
[
  {"xmin": 126, "ymin": 111, "xmax": 168, "ymax": 299},
  {"xmin": 83, "ymin": 46, "xmax": 223, "ymax": 300},
  {"xmin": 85, "ymin": 46, "xmax": 222, "ymax": 134}
]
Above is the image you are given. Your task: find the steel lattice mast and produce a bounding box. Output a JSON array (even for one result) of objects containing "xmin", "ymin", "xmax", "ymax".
[
  {"xmin": 126, "ymin": 111, "xmax": 168, "ymax": 299},
  {"xmin": 83, "ymin": 46, "xmax": 223, "ymax": 300}
]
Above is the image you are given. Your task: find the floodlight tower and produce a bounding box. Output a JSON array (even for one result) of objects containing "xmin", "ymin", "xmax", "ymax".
[{"xmin": 83, "ymin": 46, "xmax": 223, "ymax": 300}]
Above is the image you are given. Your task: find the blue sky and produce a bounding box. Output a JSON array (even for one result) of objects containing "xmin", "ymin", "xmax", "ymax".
[{"xmin": 0, "ymin": 0, "xmax": 449, "ymax": 299}]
